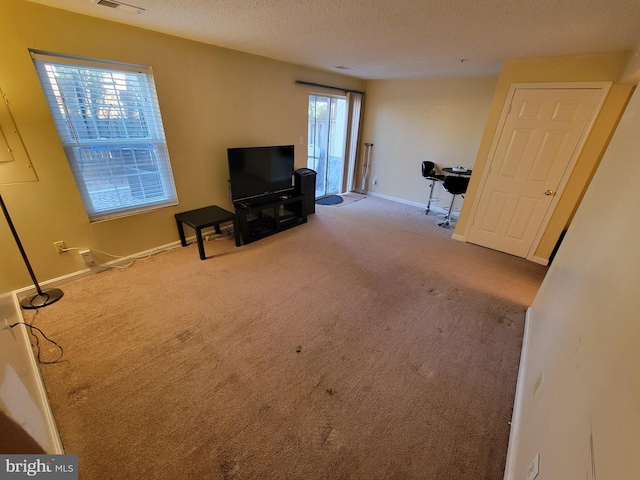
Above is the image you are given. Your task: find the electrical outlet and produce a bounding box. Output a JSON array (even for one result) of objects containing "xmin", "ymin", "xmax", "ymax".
[
  {"xmin": 526, "ymin": 453, "xmax": 539, "ymax": 480},
  {"xmin": 372, "ymin": 176, "xmax": 378, "ymax": 185},
  {"xmin": 54, "ymin": 241, "xmax": 67, "ymax": 254},
  {"xmin": 79, "ymin": 249, "xmax": 95, "ymax": 266}
]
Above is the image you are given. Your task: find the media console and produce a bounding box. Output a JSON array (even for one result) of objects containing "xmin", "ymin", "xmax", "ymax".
[{"xmin": 233, "ymin": 194, "xmax": 307, "ymax": 244}]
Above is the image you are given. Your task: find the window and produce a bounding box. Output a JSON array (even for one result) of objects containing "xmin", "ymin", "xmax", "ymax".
[{"xmin": 31, "ymin": 50, "xmax": 177, "ymax": 221}]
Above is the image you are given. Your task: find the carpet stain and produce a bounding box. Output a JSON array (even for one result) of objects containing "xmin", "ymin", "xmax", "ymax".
[
  {"xmin": 175, "ymin": 330, "xmax": 193, "ymax": 342},
  {"xmin": 320, "ymin": 423, "xmax": 334, "ymax": 444},
  {"xmin": 447, "ymin": 287, "xmax": 461, "ymax": 300},
  {"xmin": 226, "ymin": 373, "xmax": 239, "ymax": 384},
  {"xmin": 219, "ymin": 460, "xmax": 239, "ymax": 479},
  {"xmin": 498, "ymin": 316, "xmax": 515, "ymax": 327},
  {"xmin": 67, "ymin": 384, "xmax": 91, "ymax": 405},
  {"xmin": 215, "ymin": 373, "xmax": 239, "ymax": 390}
]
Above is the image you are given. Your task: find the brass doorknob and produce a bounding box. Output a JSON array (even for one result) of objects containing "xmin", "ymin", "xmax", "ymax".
[{"xmin": 544, "ymin": 189, "xmax": 554, "ymax": 196}]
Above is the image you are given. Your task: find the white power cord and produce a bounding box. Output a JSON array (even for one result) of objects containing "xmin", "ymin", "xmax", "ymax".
[{"xmin": 61, "ymin": 244, "xmax": 180, "ymax": 269}]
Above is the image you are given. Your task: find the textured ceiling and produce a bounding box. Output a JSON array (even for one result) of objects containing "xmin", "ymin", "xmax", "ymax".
[{"xmin": 26, "ymin": 0, "xmax": 640, "ymax": 79}]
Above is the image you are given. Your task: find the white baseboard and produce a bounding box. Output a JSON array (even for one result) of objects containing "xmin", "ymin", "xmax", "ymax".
[
  {"xmin": 14, "ymin": 228, "xmax": 239, "ymax": 303},
  {"xmin": 366, "ymin": 191, "xmax": 451, "ymax": 215},
  {"xmin": 502, "ymin": 307, "xmax": 533, "ymax": 480},
  {"xmin": 530, "ymin": 255, "xmax": 549, "ymax": 266},
  {"xmin": 14, "ymin": 238, "xmax": 191, "ymax": 300},
  {"xmin": 13, "ymin": 268, "xmax": 93, "ymax": 300},
  {"xmin": 12, "ymin": 295, "xmax": 65, "ymax": 454}
]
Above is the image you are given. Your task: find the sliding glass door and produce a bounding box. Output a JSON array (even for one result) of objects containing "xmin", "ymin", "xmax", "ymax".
[{"xmin": 307, "ymin": 95, "xmax": 347, "ymax": 198}]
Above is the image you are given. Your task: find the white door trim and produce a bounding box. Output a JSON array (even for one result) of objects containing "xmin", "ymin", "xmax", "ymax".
[{"xmin": 461, "ymin": 82, "xmax": 612, "ymax": 262}]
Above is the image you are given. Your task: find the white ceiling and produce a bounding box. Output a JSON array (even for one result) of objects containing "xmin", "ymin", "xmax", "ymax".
[{"xmin": 26, "ymin": 0, "xmax": 640, "ymax": 80}]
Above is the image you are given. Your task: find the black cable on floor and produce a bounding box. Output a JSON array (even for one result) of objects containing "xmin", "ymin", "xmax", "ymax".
[{"xmin": 10, "ymin": 317, "xmax": 64, "ymax": 364}]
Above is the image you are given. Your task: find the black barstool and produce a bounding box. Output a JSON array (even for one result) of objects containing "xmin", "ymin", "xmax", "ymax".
[
  {"xmin": 437, "ymin": 175, "xmax": 470, "ymax": 229},
  {"xmin": 421, "ymin": 161, "xmax": 445, "ymax": 215}
]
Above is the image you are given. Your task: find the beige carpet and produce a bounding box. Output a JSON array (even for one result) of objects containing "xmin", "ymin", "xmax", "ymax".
[{"xmin": 32, "ymin": 196, "xmax": 547, "ymax": 479}]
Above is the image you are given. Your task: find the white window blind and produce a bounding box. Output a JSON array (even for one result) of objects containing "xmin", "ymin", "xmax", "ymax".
[{"xmin": 31, "ymin": 50, "xmax": 177, "ymax": 221}]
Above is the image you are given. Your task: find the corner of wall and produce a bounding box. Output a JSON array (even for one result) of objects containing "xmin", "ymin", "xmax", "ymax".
[
  {"xmin": 0, "ymin": 290, "xmax": 63, "ymax": 454},
  {"xmin": 620, "ymin": 46, "xmax": 640, "ymax": 85},
  {"xmin": 502, "ymin": 307, "xmax": 534, "ymax": 480}
]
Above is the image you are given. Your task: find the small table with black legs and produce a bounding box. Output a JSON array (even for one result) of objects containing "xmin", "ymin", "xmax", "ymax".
[{"xmin": 175, "ymin": 205, "xmax": 241, "ymax": 260}]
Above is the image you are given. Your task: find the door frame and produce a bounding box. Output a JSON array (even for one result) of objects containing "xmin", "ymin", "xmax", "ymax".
[
  {"xmin": 307, "ymin": 92, "xmax": 348, "ymax": 199},
  {"xmin": 460, "ymin": 82, "xmax": 611, "ymax": 263}
]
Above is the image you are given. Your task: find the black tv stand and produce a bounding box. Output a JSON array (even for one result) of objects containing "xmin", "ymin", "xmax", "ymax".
[{"xmin": 233, "ymin": 194, "xmax": 307, "ymax": 244}]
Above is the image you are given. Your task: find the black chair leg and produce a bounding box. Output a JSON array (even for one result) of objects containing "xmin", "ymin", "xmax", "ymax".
[
  {"xmin": 426, "ymin": 180, "xmax": 436, "ymax": 215},
  {"xmin": 438, "ymin": 193, "xmax": 457, "ymax": 229}
]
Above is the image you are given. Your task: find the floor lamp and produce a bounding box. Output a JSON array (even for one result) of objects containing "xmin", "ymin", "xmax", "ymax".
[{"xmin": 0, "ymin": 194, "xmax": 63, "ymax": 309}]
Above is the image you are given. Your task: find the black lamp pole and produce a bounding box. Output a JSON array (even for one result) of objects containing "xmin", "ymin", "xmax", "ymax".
[{"xmin": 0, "ymin": 194, "xmax": 63, "ymax": 309}]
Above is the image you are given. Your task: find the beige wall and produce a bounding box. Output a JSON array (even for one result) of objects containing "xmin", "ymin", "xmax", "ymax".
[
  {"xmin": 0, "ymin": 0, "xmax": 364, "ymax": 291},
  {"xmin": 1, "ymin": 1, "xmax": 635, "ymax": 294},
  {"xmin": 455, "ymin": 53, "xmax": 634, "ymax": 260},
  {"xmin": 506, "ymin": 78, "xmax": 640, "ymax": 480},
  {"xmin": 358, "ymin": 77, "xmax": 498, "ymax": 208}
]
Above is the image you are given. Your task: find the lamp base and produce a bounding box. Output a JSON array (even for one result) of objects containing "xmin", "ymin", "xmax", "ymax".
[{"xmin": 20, "ymin": 288, "xmax": 64, "ymax": 309}]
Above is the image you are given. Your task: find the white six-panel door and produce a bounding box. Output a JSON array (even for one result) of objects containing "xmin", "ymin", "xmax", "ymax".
[{"xmin": 466, "ymin": 85, "xmax": 609, "ymax": 259}]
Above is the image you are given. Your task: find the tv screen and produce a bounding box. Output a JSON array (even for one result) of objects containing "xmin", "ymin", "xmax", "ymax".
[{"xmin": 227, "ymin": 145, "xmax": 295, "ymax": 203}]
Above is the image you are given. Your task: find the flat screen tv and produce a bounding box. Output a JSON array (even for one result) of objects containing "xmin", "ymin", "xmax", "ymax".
[{"xmin": 227, "ymin": 145, "xmax": 295, "ymax": 203}]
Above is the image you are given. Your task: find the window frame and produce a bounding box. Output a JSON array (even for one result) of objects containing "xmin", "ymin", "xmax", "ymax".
[{"xmin": 31, "ymin": 50, "xmax": 178, "ymax": 222}]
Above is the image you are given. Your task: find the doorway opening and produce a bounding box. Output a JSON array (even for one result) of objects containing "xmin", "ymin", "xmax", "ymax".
[{"xmin": 307, "ymin": 94, "xmax": 347, "ymax": 199}]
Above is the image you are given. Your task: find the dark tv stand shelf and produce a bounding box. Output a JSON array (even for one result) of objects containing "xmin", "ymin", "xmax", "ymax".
[{"xmin": 233, "ymin": 194, "xmax": 307, "ymax": 244}]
